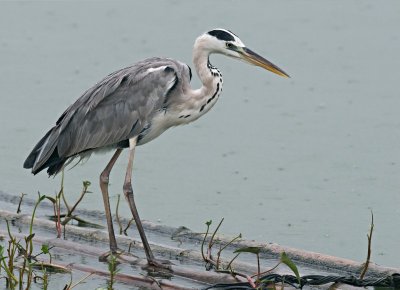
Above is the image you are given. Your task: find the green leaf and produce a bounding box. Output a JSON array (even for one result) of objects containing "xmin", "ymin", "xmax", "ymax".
[
  {"xmin": 205, "ymin": 220, "xmax": 212, "ymax": 226},
  {"xmin": 25, "ymin": 233, "xmax": 35, "ymax": 243},
  {"xmin": 57, "ymin": 189, "xmax": 63, "ymax": 199},
  {"xmin": 280, "ymin": 252, "xmax": 301, "ymax": 285},
  {"xmin": 41, "ymin": 244, "xmax": 50, "ymax": 254},
  {"xmin": 45, "ymin": 196, "xmax": 56, "ymax": 203},
  {"xmin": 83, "ymin": 181, "xmax": 91, "ymax": 187},
  {"xmin": 234, "ymin": 246, "xmax": 261, "ymax": 255}
]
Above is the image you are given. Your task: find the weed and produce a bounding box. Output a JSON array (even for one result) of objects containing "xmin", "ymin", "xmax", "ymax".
[
  {"xmin": 107, "ymin": 254, "xmax": 120, "ymax": 290},
  {"xmin": 47, "ymin": 175, "xmax": 103, "ymax": 235},
  {"xmin": 201, "ymin": 218, "xmax": 300, "ymax": 288},
  {"xmin": 0, "ymin": 193, "xmax": 50, "ymax": 289}
]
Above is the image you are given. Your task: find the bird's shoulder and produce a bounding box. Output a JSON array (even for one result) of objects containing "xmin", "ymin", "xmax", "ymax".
[
  {"xmin": 84, "ymin": 59, "xmax": 187, "ymax": 107},
  {"xmin": 56, "ymin": 57, "xmax": 189, "ymax": 126}
]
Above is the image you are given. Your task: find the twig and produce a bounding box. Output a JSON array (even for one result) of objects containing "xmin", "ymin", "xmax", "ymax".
[
  {"xmin": 56, "ymin": 172, "xmax": 64, "ymax": 237},
  {"xmin": 32, "ymin": 246, "xmax": 55, "ymax": 260},
  {"xmin": 208, "ymin": 218, "xmax": 224, "ymax": 250},
  {"xmin": 360, "ymin": 210, "xmax": 374, "ymax": 280},
  {"xmin": 116, "ymin": 194, "xmax": 123, "ymax": 235},
  {"xmin": 217, "ymin": 233, "xmax": 242, "ymax": 256},
  {"xmin": 256, "ymin": 251, "xmax": 260, "ymax": 281},
  {"xmin": 128, "ymin": 242, "xmax": 135, "ymax": 253},
  {"xmin": 60, "ymin": 180, "xmax": 92, "ymax": 228},
  {"xmin": 68, "ymin": 272, "xmax": 94, "ymax": 289},
  {"xmin": 251, "ymin": 261, "xmax": 280, "ymax": 278},
  {"xmin": 60, "ymin": 171, "xmax": 71, "ymax": 212},
  {"xmin": 225, "ymin": 253, "xmax": 240, "ymax": 270},
  {"xmin": 61, "ymin": 215, "xmax": 75, "ymax": 226},
  {"xmin": 216, "ymin": 244, "xmax": 222, "ymax": 269},
  {"xmin": 17, "ymin": 193, "xmax": 26, "ymax": 214},
  {"xmin": 123, "ymin": 218, "xmax": 135, "ymax": 235},
  {"xmin": 201, "ymin": 220, "xmax": 212, "ymax": 262},
  {"xmin": 211, "ymin": 268, "xmax": 252, "ymax": 282},
  {"xmin": 216, "ymin": 233, "xmax": 242, "ymax": 269},
  {"xmin": 206, "ymin": 218, "xmax": 225, "ymax": 268},
  {"xmin": 68, "ymin": 181, "xmax": 91, "ymax": 214}
]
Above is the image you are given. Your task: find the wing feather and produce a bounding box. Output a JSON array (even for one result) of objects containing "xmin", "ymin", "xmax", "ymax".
[
  {"xmin": 57, "ymin": 58, "xmax": 181, "ymax": 157},
  {"xmin": 28, "ymin": 58, "xmax": 184, "ymax": 174}
]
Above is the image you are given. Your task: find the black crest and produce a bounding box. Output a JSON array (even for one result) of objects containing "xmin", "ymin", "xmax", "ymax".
[{"xmin": 207, "ymin": 29, "xmax": 235, "ymax": 42}]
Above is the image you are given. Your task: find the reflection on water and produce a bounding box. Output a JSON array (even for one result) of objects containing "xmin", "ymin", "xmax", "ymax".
[{"xmin": 0, "ymin": 1, "xmax": 399, "ymax": 268}]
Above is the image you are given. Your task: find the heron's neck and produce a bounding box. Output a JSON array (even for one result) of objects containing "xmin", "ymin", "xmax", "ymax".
[
  {"xmin": 193, "ymin": 49, "xmax": 222, "ymax": 94},
  {"xmin": 187, "ymin": 44, "xmax": 223, "ymax": 117}
]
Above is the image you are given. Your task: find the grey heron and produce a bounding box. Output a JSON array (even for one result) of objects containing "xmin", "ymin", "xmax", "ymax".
[{"xmin": 23, "ymin": 28, "xmax": 289, "ymax": 268}]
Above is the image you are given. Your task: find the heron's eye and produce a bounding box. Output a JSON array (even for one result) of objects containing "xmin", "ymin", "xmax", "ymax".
[{"xmin": 226, "ymin": 42, "xmax": 234, "ymax": 49}]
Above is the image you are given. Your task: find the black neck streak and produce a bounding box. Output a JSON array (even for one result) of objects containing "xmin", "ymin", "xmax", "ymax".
[{"xmin": 200, "ymin": 60, "xmax": 223, "ymax": 113}]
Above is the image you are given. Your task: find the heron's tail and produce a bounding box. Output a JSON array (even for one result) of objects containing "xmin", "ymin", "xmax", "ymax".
[{"xmin": 23, "ymin": 127, "xmax": 67, "ymax": 176}]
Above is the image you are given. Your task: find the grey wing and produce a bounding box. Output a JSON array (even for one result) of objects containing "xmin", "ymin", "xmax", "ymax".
[{"xmin": 28, "ymin": 58, "xmax": 184, "ymax": 174}]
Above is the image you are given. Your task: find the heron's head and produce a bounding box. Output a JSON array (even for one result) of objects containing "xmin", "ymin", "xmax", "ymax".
[{"xmin": 196, "ymin": 28, "xmax": 289, "ymax": 78}]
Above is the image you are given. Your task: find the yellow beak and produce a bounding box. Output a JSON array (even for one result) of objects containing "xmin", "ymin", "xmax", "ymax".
[{"xmin": 241, "ymin": 47, "xmax": 290, "ymax": 78}]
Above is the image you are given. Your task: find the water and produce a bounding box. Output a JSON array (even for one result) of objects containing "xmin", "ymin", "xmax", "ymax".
[{"xmin": 1, "ymin": 1, "xmax": 399, "ymax": 268}]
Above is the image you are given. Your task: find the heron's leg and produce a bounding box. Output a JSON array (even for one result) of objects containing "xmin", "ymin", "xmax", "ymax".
[
  {"xmin": 100, "ymin": 148, "xmax": 123, "ymax": 255},
  {"xmin": 123, "ymin": 138, "xmax": 171, "ymax": 269},
  {"xmin": 123, "ymin": 138, "xmax": 154, "ymax": 261}
]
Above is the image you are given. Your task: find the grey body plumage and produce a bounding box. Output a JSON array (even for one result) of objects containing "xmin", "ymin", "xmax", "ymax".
[
  {"xmin": 24, "ymin": 29, "xmax": 289, "ymax": 268},
  {"xmin": 24, "ymin": 57, "xmax": 192, "ymax": 175}
]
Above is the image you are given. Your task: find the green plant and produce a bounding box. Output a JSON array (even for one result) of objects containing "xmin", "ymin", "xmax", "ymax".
[
  {"xmin": 0, "ymin": 224, "xmax": 19, "ymax": 288},
  {"xmin": 201, "ymin": 219, "xmax": 301, "ymax": 289},
  {"xmin": 107, "ymin": 254, "xmax": 120, "ymax": 290},
  {"xmin": 1, "ymin": 179, "xmax": 105, "ymax": 289},
  {"xmin": 0, "ymin": 193, "xmax": 61, "ymax": 289},
  {"xmin": 202, "ymin": 219, "xmax": 242, "ymax": 271},
  {"xmin": 360, "ymin": 210, "xmax": 374, "ymax": 280},
  {"xmin": 48, "ymin": 176, "xmax": 103, "ymax": 232}
]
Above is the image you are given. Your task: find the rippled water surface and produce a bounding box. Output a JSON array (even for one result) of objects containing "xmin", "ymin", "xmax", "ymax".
[{"xmin": 1, "ymin": 1, "xmax": 399, "ymax": 268}]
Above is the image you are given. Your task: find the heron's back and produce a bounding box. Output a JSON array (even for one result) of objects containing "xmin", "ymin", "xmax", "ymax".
[{"xmin": 24, "ymin": 57, "xmax": 192, "ymax": 176}]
